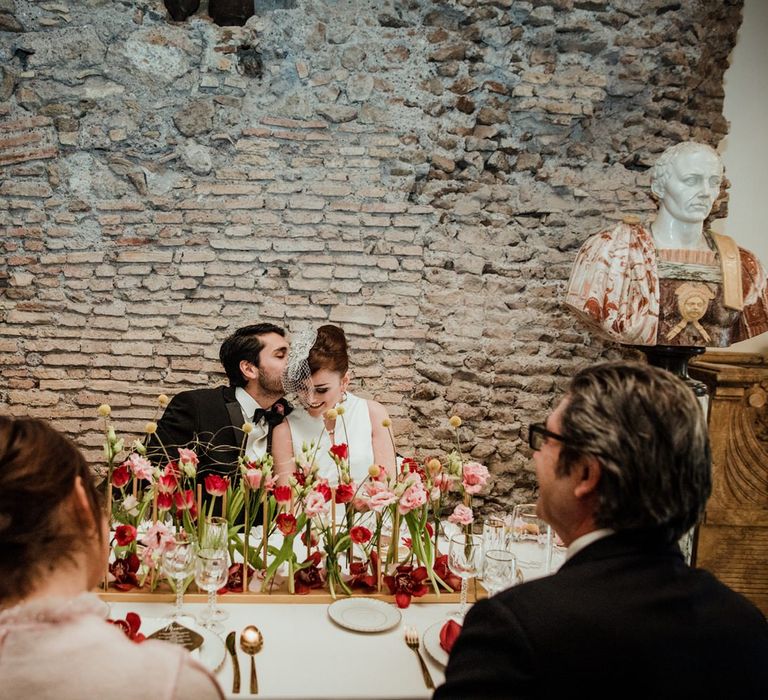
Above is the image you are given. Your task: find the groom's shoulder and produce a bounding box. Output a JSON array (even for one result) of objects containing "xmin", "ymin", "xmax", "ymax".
[{"xmin": 169, "ymin": 385, "xmax": 231, "ymax": 405}]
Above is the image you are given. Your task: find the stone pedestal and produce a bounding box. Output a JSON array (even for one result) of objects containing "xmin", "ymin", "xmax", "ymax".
[{"xmin": 689, "ymin": 352, "xmax": 768, "ymax": 614}]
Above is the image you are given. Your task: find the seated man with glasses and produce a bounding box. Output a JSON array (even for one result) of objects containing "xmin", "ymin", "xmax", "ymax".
[{"xmin": 435, "ymin": 362, "xmax": 768, "ymax": 699}]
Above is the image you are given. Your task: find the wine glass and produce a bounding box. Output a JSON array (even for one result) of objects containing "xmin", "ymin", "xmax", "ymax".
[
  {"xmin": 481, "ymin": 549, "xmax": 518, "ymax": 597},
  {"xmin": 162, "ymin": 536, "xmax": 196, "ymax": 621},
  {"xmin": 509, "ymin": 504, "xmax": 552, "ymax": 581},
  {"xmin": 194, "ymin": 548, "xmax": 229, "ymax": 632},
  {"xmin": 448, "ymin": 533, "xmax": 482, "ymax": 620}
]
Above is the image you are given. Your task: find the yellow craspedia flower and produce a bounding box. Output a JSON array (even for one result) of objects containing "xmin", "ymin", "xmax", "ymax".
[
  {"xmin": 335, "ymin": 405, "xmax": 345, "ymax": 416},
  {"xmin": 368, "ymin": 464, "xmax": 381, "ymax": 478},
  {"xmin": 324, "ymin": 408, "xmax": 338, "ymax": 421},
  {"xmin": 144, "ymin": 421, "xmax": 158, "ymax": 435},
  {"xmin": 449, "ymin": 415, "xmax": 462, "ymax": 429},
  {"xmin": 97, "ymin": 404, "xmax": 111, "ymax": 417},
  {"xmin": 381, "ymin": 417, "xmax": 391, "ymax": 428},
  {"xmin": 426, "ymin": 458, "xmax": 442, "ymax": 475},
  {"xmin": 242, "ymin": 422, "xmax": 254, "ymax": 434},
  {"xmin": 157, "ymin": 394, "xmax": 170, "ymax": 407}
]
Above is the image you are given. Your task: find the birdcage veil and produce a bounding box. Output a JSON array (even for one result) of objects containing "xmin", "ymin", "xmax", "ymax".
[{"xmin": 283, "ymin": 327, "xmax": 318, "ymax": 403}]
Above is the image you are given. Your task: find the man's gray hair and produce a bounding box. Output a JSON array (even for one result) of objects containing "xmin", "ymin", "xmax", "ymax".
[
  {"xmin": 650, "ymin": 141, "xmax": 723, "ymax": 199},
  {"xmin": 558, "ymin": 362, "xmax": 711, "ymax": 541}
]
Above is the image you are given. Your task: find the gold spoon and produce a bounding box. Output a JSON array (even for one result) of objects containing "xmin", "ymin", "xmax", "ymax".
[{"xmin": 239, "ymin": 625, "xmax": 263, "ymax": 694}]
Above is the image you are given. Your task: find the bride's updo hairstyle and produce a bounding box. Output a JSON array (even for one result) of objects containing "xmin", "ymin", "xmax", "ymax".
[
  {"xmin": 0, "ymin": 416, "xmax": 104, "ymax": 604},
  {"xmin": 307, "ymin": 324, "xmax": 349, "ymax": 375}
]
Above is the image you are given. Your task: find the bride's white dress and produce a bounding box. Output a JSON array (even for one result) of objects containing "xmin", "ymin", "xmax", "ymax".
[{"xmin": 285, "ymin": 392, "xmax": 374, "ymax": 485}]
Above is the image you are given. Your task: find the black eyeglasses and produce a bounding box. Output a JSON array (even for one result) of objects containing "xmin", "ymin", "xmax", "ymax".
[{"xmin": 528, "ymin": 423, "xmax": 567, "ymax": 451}]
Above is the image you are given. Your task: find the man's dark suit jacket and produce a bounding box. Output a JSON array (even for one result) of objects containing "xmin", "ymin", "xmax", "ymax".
[
  {"xmin": 435, "ymin": 532, "xmax": 768, "ymax": 699},
  {"xmin": 150, "ymin": 386, "xmax": 246, "ymax": 477}
]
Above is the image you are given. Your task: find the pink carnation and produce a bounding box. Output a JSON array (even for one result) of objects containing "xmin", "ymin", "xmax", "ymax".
[
  {"xmin": 304, "ymin": 491, "xmax": 328, "ymax": 518},
  {"xmin": 462, "ymin": 462, "xmax": 490, "ymax": 495},
  {"xmin": 177, "ymin": 448, "xmax": 199, "ymax": 466},
  {"xmin": 126, "ymin": 453, "xmax": 154, "ymax": 481},
  {"xmin": 448, "ymin": 503, "xmax": 474, "ymax": 526},
  {"xmin": 369, "ymin": 489, "xmax": 398, "ymax": 512},
  {"xmin": 398, "ymin": 481, "xmax": 428, "ymax": 515}
]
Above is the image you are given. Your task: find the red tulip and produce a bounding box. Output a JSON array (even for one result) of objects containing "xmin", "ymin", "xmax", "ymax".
[
  {"xmin": 276, "ymin": 513, "xmax": 297, "ymax": 536},
  {"xmin": 114, "ymin": 524, "xmax": 136, "ymax": 546},
  {"xmin": 111, "ymin": 464, "xmax": 131, "ymax": 488},
  {"xmin": 204, "ymin": 474, "xmax": 229, "ymax": 496}
]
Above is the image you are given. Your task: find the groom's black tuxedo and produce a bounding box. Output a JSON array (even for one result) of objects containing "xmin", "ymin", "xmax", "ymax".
[
  {"xmin": 150, "ymin": 385, "xmax": 248, "ymax": 476},
  {"xmin": 436, "ymin": 532, "xmax": 768, "ymax": 699}
]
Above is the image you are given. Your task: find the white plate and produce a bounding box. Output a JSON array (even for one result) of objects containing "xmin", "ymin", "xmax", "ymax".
[
  {"xmin": 423, "ymin": 620, "xmax": 452, "ymax": 667},
  {"xmin": 327, "ymin": 598, "xmax": 401, "ymax": 633},
  {"xmin": 141, "ymin": 617, "xmax": 227, "ymax": 673}
]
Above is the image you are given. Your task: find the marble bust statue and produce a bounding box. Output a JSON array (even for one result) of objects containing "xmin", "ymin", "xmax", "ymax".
[{"xmin": 565, "ymin": 142, "xmax": 768, "ymax": 347}]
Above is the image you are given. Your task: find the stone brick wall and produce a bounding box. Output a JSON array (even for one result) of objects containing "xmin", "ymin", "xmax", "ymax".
[{"xmin": 0, "ymin": 0, "xmax": 742, "ymax": 508}]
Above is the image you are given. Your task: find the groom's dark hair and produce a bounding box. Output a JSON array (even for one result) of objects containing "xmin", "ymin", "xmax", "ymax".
[{"xmin": 219, "ymin": 323, "xmax": 286, "ymax": 387}]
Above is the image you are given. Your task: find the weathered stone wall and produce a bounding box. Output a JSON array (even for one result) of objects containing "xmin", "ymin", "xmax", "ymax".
[{"xmin": 0, "ymin": 0, "xmax": 742, "ymax": 508}]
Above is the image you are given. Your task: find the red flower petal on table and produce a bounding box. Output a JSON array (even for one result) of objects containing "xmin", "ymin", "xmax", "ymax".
[
  {"xmin": 276, "ymin": 513, "xmax": 297, "ymax": 536},
  {"xmin": 335, "ymin": 483, "xmax": 354, "ymax": 504},
  {"xmin": 204, "ymin": 474, "xmax": 229, "ymax": 497},
  {"xmin": 315, "ymin": 481, "xmax": 332, "ymax": 502},
  {"xmin": 273, "ymin": 485, "xmax": 292, "ymax": 504},
  {"xmin": 111, "ymin": 464, "xmax": 131, "ymax": 488},
  {"xmin": 350, "ymin": 526, "xmax": 372, "ymax": 544},
  {"xmin": 108, "ymin": 612, "xmax": 145, "ymax": 643},
  {"xmin": 439, "ymin": 619, "xmax": 462, "ymax": 653},
  {"xmin": 114, "ymin": 524, "xmax": 136, "ymax": 547},
  {"xmin": 329, "ymin": 443, "xmax": 348, "ymax": 460}
]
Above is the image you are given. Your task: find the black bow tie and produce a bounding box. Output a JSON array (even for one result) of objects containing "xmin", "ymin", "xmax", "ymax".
[{"xmin": 252, "ymin": 398, "xmax": 293, "ymax": 430}]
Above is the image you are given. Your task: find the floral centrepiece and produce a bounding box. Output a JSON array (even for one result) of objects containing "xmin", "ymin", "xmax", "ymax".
[{"xmin": 98, "ymin": 401, "xmax": 491, "ymax": 607}]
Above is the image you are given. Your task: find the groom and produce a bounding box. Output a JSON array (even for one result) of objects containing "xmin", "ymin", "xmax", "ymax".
[{"xmin": 150, "ymin": 323, "xmax": 292, "ymax": 477}]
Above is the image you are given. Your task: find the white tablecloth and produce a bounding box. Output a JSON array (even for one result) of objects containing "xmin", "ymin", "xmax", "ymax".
[{"xmin": 107, "ymin": 600, "xmax": 454, "ymax": 699}]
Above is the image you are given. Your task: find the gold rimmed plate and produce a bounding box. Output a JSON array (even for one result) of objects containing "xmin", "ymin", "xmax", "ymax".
[{"xmin": 327, "ymin": 598, "xmax": 401, "ymax": 633}]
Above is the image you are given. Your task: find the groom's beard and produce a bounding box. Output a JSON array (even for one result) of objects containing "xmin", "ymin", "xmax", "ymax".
[{"xmin": 258, "ymin": 370, "xmax": 284, "ymax": 397}]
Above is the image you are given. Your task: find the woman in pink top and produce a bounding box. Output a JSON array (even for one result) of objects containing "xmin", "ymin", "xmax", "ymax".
[{"xmin": 0, "ymin": 417, "xmax": 224, "ymax": 700}]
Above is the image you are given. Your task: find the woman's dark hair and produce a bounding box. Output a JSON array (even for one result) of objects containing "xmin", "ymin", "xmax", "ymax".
[
  {"xmin": 0, "ymin": 416, "xmax": 104, "ymax": 604},
  {"xmin": 308, "ymin": 325, "xmax": 349, "ymax": 375},
  {"xmin": 219, "ymin": 322, "xmax": 286, "ymax": 387}
]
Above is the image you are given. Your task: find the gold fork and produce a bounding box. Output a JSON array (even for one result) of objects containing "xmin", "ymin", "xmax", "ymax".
[{"xmin": 405, "ymin": 626, "xmax": 435, "ymax": 690}]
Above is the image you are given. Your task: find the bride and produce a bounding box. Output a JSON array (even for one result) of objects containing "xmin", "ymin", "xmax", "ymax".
[{"xmin": 271, "ymin": 325, "xmax": 396, "ymax": 484}]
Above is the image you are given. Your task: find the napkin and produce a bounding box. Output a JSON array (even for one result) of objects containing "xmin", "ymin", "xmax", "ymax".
[{"xmin": 439, "ymin": 619, "xmax": 462, "ymax": 653}]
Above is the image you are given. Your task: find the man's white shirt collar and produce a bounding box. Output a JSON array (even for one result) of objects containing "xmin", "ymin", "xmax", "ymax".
[
  {"xmin": 235, "ymin": 387, "xmax": 268, "ymax": 460},
  {"xmin": 565, "ymin": 529, "xmax": 614, "ymax": 561}
]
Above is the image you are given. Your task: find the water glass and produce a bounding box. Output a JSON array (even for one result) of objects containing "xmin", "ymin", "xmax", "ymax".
[
  {"xmin": 509, "ymin": 504, "xmax": 552, "ymax": 581},
  {"xmin": 481, "ymin": 549, "xmax": 518, "ymax": 597},
  {"xmin": 482, "ymin": 516, "xmax": 508, "ymax": 555},
  {"xmin": 201, "ymin": 516, "xmax": 229, "ymax": 551},
  {"xmin": 162, "ymin": 536, "xmax": 196, "ymax": 620},
  {"xmin": 195, "ymin": 548, "xmax": 228, "ymax": 632},
  {"xmin": 448, "ymin": 533, "xmax": 482, "ymax": 619}
]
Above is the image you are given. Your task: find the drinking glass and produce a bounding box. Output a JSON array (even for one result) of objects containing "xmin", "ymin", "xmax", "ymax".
[
  {"xmin": 481, "ymin": 549, "xmax": 518, "ymax": 597},
  {"xmin": 201, "ymin": 516, "xmax": 229, "ymax": 551},
  {"xmin": 194, "ymin": 548, "xmax": 229, "ymax": 632},
  {"xmin": 162, "ymin": 536, "xmax": 196, "ymax": 621},
  {"xmin": 508, "ymin": 504, "xmax": 552, "ymax": 581},
  {"xmin": 482, "ymin": 516, "xmax": 508, "ymax": 555},
  {"xmin": 448, "ymin": 533, "xmax": 482, "ymax": 620}
]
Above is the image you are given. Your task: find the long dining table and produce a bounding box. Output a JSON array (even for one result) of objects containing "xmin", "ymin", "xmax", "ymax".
[{"xmin": 105, "ymin": 597, "xmax": 455, "ymax": 699}]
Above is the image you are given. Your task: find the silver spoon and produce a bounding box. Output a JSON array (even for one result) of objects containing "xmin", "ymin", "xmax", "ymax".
[{"xmin": 239, "ymin": 625, "xmax": 263, "ymax": 694}]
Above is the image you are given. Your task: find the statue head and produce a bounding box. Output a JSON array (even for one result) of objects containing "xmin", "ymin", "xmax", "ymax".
[{"xmin": 650, "ymin": 142, "xmax": 724, "ymax": 225}]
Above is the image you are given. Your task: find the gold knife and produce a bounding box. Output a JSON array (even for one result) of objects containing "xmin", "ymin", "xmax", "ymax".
[{"xmin": 225, "ymin": 631, "xmax": 241, "ymax": 693}]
